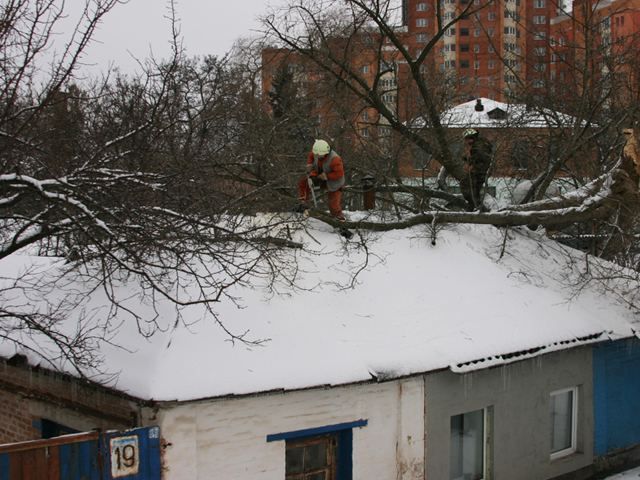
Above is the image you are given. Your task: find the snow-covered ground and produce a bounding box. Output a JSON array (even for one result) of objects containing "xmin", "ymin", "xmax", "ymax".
[{"xmin": 604, "ymin": 466, "xmax": 640, "ymax": 479}]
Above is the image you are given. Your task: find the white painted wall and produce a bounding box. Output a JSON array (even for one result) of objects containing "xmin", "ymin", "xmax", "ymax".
[{"xmin": 154, "ymin": 378, "xmax": 425, "ymax": 480}]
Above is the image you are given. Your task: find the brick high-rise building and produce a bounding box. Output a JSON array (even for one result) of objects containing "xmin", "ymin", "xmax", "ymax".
[{"xmin": 401, "ymin": 0, "xmax": 563, "ymax": 101}]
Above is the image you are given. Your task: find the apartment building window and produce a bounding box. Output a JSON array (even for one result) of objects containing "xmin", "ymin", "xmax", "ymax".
[
  {"xmin": 488, "ymin": 12, "xmax": 497, "ymax": 21},
  {"xmin": 534, "ymin": 63, "xmax": 546, "ymax": 72},
  {"xmin": 460, "ymin": 28, "xmax": 469, "ymax": 36},
  {"xmin": 417, "ymin": 33, "xmax": 429, "ymax": 43},
  {"xmin": 504, "ymin": 26, "xmax": 516, "ymax": 35},
  {"xmin": 450, "ymin": 409, "xmax": 490, "ymax": 480},
  {"xmin": 361, "ymin": 110, "xmax": 369, "ymax": 121},
  {"xmin": 417, "ymin": 2, "xmax": 428, "ymax": 10},
  {"xmin": 534, "ymin": 31, "xmax": 547, "ymax": 40},
  {"xmin": 474, "ymin": 28, "xmax": 481, "ymax": 37},
  {"xmin": 488, "ymin": 45, "xmax": 495, "ymax": 53},
  {"xmin": 444, "ymin": 11, "xmax": 455, "ymax": 20},
  {"xmin": 474, "ymin": 60, "xmax": 481, "ymax": 70},
  {"xmin": 533, "ymin": 79, "xmax": 545, "ymax": 88},
  {"xmin": 460, "ymin": 43, "xmax": 470, "ymax": 52},
  {"xmin": 474, "ymin": 44, "xmax": 481, "ymax": 53},
  {"xmin": 447, "ymin": 28, "xmax": 456, "ymax": 36},
  {"xmin": 533, "ymin": 15, "xmax": 547, "ymax": 24},
  {"xmin": 534, "ymin": 0, "xmax": 545, "ymax": 7},
  {"xmin": 361, "ymin": 65, "xmax": 369, "ymax": 74},
  {"xmin": 445, "ymin": 60, "xmax": 457, "ymax": 68},
  {"xmin": 382, "ymin": 94, "xmax": 396, "ymax": 104},
  {"xmin": 550, "ymin": 387, "xmax": 578, "ymax": 460},
  {"xmin": 460, "ymin": 60, "xmax": 470, "ymax": 68},
  {"xmin": 534, "ymin": 47, "xmax": 546, "ymax": 56},
  {"xmin": 488, "ymin": 60, "xmax": 496, "ymax": 69},
  {"xmin": 416, "ymin": 18, "xmax": 428, "ymax": 27}
]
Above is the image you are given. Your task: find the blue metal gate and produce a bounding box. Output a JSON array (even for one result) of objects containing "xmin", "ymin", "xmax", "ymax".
[{"xmin": 0, "ymin": 426, "xmax": 161, "ymax": 480}]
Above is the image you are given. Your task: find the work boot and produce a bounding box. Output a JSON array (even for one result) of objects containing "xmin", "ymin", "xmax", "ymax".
[{"xmin": 293, "ymin": 203, "xmax": 309, "ymax": 214}]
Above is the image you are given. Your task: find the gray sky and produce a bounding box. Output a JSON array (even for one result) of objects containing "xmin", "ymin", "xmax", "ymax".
[{"xmin": 73, "ymin": 0, "xmax": 284, "ymax": 74}]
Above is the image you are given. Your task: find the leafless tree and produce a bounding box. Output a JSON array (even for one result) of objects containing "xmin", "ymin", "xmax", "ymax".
[{"xmin": 0, "ymin": 0, "xmax": 314, "ymax": 376}]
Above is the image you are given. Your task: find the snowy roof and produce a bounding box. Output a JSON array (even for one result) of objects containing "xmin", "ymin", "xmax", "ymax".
[
  {"xmin": 1, "ymin": 220, "xmax": 638, "ymax": 402},
  {"xmin": 410, "ymin": 97, "xmax": 578, "ymax": 129}
]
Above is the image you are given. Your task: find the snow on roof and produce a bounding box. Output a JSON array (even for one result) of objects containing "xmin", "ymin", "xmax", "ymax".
[
  {"xmin": 410, "ymin": 97, "xmax": 578, "ymax": 129},
  {"xmin": 1, "ymin": 220, "xmax": 638, "ymax": 402}
]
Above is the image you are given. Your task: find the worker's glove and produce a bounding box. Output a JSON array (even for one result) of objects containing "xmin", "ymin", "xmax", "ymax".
[{"xmin": 318, "ymin": 172, "xmax": 328, "ymax": 181}]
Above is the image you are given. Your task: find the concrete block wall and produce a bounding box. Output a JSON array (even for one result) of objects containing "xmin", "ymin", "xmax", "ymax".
[{"xmin": 153, "ymin": 378, "xmax": 425, "ymax": 480}]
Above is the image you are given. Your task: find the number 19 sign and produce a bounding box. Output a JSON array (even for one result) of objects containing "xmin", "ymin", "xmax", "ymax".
[{"xmin": 110, "ymin": 435, "xmax": 140, "ymax": 478}]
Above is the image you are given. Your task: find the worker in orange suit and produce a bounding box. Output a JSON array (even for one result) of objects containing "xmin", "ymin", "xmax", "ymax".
[{"xmin": 297, "ymin": 139, "xmax": 346, "ymax": 221}]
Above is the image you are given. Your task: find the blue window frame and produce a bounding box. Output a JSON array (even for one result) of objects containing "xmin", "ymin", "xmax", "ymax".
[{"xmin": 267, "ymin": 420, "xmax": 367, "ymax": 480}]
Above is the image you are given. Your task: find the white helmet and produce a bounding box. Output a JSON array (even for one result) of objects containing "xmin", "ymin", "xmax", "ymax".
[
  {"xmin": 312, "ymin": 139, "xmax": 331, "ymax": 156},
  {"xmin": 463, "ymin": 128, "xmax": 479, "ymax": 139}
]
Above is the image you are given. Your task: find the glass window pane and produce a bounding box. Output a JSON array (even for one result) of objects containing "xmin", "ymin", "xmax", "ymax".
[
  {"xmin": 450, "ymin": 409, "xmax": 484, "ymax": 480},
  {"xmin": 286, "ymin": 446, "xmax": 305, "ymax": 474},
  {"xmin": 551, "ymin": 390, "xmax": 574, "ymax": 453},
  {"xmin": 306, "ymin": 473, "xmax": 326, "ymax": 480},
  {"xmin": 305, "ymin": 442, "xmax": 328, "ymax": 470}
]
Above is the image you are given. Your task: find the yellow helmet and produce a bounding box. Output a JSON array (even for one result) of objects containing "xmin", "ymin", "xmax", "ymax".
[{"xmin": 312, "ymin": 139, "xmax": 331, "ymax": 156}]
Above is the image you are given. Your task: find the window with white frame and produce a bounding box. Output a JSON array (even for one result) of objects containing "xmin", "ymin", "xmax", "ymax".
[
  {"xmin": 361, "ymin": 65, "xmax": 369, "ymax": 74},
  {"xmin": 488, "ymin": 12, "xmax": 497, "ymax": 20},
  {"xmin": 450, "ymin": 408, "xmax": 488, "ymax": 480},
  {"xmin": 416, "ymin": 33, "xmax": 429, "ymax": 43},
  {"xmin": 488, "ymin": 60, "xmax": 496, "ymax": 69},
  {"xmin": 474, "ymin": 44, "xmax": 481, "ymax": 53},
  {"xmin": 417, "ymin": 2, "xmax": 428, "ymax": 11},
  {"xmin": 533, "ymin": 15, "xmax": 547, "ymax": 24},
  {"xmin": 474, "ymin": 28, "xmax": 481, "ymax": 37},
  {"xmin": 474, "ymin": 60, "xmax": 480, "ymax": 70},
  {"xmin": 417, "ymin": 18, "xmax": 428, "ymax": 27},
  {"xmin": 535, "ymin": 0, "xmax": 545, "ymax": 6},
  {"xmin": 550, "ymin": 387, "xmax": 578, "ymax": 459}
]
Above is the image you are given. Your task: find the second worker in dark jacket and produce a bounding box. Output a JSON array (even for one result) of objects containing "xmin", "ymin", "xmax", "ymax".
[{"xmin": 460, "ymin": 128, "xmax": 493, "ymax": 211}]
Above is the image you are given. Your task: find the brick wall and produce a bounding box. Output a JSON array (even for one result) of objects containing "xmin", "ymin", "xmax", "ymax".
[
  {"xmin": 0, "ymin": 358, "xmax": 142, "ymax": 444},
  {"xmin": 0, "ymin": 389, "xmax": 39, "ymax": 444}
]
